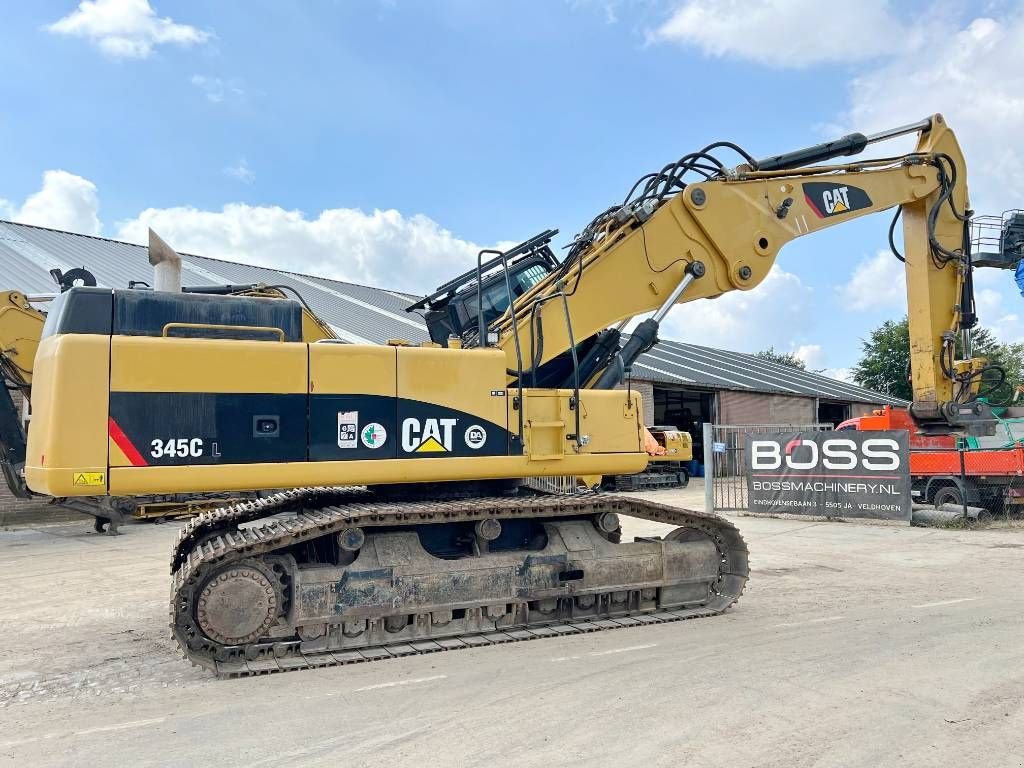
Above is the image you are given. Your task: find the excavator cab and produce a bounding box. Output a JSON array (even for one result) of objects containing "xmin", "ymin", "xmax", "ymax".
[{"xmin": 408, "ymin": 230, "xmax": 560, "ymax": 345}]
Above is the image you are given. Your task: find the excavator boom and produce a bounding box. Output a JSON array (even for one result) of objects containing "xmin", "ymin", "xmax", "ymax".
[{"xmin": 470, "ymin": 114, "xmax": 1004, "ymax": 436}]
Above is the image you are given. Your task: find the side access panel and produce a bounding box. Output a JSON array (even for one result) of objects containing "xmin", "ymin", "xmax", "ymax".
[
  {"xmin": 24, "ymin": 334, "xmax": 110, "ymax": 496},
  {"xmin": 396, "ymin": 347, "xmax": 509, "ymax": 458},
  {"xmin": 309, "ymin": 344, "xmax": 398, "ymax": 460},
  {"xmin": 578, "ymin": 389, "xmax": 643, "ymax": 454},
  {"xmin": 107, "ymin": 337, "xmax": 308, "ymax": 483},
  {"xmin": 519, "ymin": 388, "xmax": 643, "ymax": 460}
]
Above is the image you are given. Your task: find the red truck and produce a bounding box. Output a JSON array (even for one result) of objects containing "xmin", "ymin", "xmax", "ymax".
[{"xmin": 837, "ymin": 405, "xmax": 1024, "ymax": 512}]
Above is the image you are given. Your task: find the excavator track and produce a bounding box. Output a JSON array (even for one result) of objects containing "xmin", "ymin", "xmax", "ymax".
[{"xmin": 170, "ymin": 489, "xmax": 748, "ymax": 677}]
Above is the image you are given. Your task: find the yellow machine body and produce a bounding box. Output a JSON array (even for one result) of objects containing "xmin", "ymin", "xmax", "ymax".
[
  {"xmin": 647, "ymin": 428, "xmax": 693, "ymax": 463},
  {"xmin": 26, "ymin": 330, "xmax": 645, "ymax": 497}
]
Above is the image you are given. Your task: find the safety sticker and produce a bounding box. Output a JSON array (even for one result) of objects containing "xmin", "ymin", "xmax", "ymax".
[
  {"xmin": 73, "ymin": 472, "xmax": 105, "ymax": 487},
  {"xmin": 361, "ymin": 422, "xmax": 387, "ymax": 449},
  {"xmin": 338, "ymin": 411, "xmax": 359, "ymax": 449},
  {"xmin": 464, "ymin": 424, "xmax": 487, "ymax": 450}
]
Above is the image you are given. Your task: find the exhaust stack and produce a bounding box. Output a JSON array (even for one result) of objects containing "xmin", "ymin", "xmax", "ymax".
[{"xmin": 148, "ymin": 228, "xmax": 182, "ymax": 293}]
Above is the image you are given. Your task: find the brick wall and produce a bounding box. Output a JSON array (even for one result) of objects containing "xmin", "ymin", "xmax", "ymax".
[{"xmin": 718, "ymin": 390, "xmax": 817, "ymax": 425}]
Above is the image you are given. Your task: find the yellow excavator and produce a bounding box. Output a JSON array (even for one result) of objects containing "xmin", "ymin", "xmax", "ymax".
[{"xmin": 4, "ymin": 114, "xmax": 1020, "ymax": 675}]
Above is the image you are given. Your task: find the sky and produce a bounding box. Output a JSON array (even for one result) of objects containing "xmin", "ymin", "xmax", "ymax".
[{"xmin": 2, "ymin": 0, "xmax": 1024, "ymax": 381}]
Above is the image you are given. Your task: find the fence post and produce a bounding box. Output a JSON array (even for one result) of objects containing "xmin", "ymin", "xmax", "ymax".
[{"xmin": 703, "ymin": 422, "xmax": 714, "ymax": 514}]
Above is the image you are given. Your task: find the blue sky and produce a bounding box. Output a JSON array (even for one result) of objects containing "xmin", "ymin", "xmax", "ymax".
[{"xmin": 2, "ymin": 1, "xmax": 1024, "ymax": 377}]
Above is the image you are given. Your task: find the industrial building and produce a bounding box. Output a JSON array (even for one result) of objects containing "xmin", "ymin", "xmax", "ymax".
[{"xmin": 0, "ymin": 218, "xmax": 900, "ymax": 517}]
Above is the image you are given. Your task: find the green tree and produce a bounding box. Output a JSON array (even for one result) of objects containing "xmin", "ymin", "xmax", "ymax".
[
  {"xmin": 965, "ymin": 328, "xmax": 1024, "ymax": 406},
  {"xmin": 852, "ymin": 317, "xmax": 1024, "ymax": 404},
  {"xmin": 852, "ymin": 318, "xmax": 912, "ymax": 400},
  {"xmin": 755, "ymin": 346, "xmax": 806, "ymax": 370}
]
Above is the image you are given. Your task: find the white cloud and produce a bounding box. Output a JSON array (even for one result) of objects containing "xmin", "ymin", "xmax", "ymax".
[
  {"xmin": 1, "ymin": 171, "xmax": 510, "ymax": 295},
  {"xmin": 47, "ymin": 0, "xmax": 210, "ymax": 59},
  {"xmin": 837, "ymin": 250, "xmax": 905, "ymax": 311},
  {"xmin": 836, "ymin": 249, "xmax": 1024, "ymax": 342},
  {"xmin": 652, "ymin": 0, "xmax": 907, "ymax": 67},
  {"xmin": 660, "ymin": 266, "xmax": 815, "ymax": 352},
  {"xmin": 820, "ymin": 367, "xmax": 853, "ymax": 383},
  {"xmin": 794, "ymin": 343, "xmax": 823, "ymax": 368},
  {"xmin": 3, "ymin": 171, "xmax": 101, "ymax": 235},
  {"xmin": 653, "ymin": 4, "xmax": 1024, "ymax": 216},
  {"xmin": 223, "ymin": 160, "xmax": 255, "ymax": 184},
  {"xmin": 975, "ymin": 285, "xmax": 1024, "ymax": 344},
  {"xmin": 191, "ymin": 75, "xmax": 244, "ymax": 104},
  {"xmin": 831, "ymin": 7, "xmax": 1024, "ymax": 339},
  {"xmin": 838, "ymin": 12, "xmax": 1024, "ymax": 215},
  {"xmin": 114, "ymin": 203, "xmax": 487, "ymax": 294}
]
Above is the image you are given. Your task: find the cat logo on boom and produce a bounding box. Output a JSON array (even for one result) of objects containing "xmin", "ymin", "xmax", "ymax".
[
  {"xmin": 402, "ymin": 417, "xmax": 456, "ymax": 453},
  {"xmin": 803, "ymin": 181, "xmax": 872, "ymax": 218},
  {"xmin": 821, "ymin": 186, "xmax": 851, "ymax": 214}
]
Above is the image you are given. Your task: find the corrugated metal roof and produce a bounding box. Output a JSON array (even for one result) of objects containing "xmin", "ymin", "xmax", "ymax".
[
  {"xmin": 0, "ymin": 220, "xmax": 432, "ymax": 345},
  {"xmin": 0, "ymin": 219, "xmax": 899, "ymax": 405},
  {"xmin": 634, "ymin": 339, "xmax": 905, "ymax": 405}
]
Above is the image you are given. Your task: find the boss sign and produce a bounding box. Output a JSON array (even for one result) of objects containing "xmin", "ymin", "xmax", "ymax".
[
  {"xmin": 744, "ymin": 430, "xmax": 910, "ymax": 522},
  {"xmin": 750, "ymin": 437, "xmax": 901, "ymax": 471}
]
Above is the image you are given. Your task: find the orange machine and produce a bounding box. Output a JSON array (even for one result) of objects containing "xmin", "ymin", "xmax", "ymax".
[{"xmin": 839, "ymin": 405, "xmax": 1024, "ymax": 509}]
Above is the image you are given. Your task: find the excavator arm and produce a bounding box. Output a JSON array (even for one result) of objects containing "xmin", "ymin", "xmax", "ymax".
[
  {"xmin": 0, "ymin": 291, "xmax": 46, "ymax": 499},
  {"xmin": 481, "ymin": 114, "xmax": 1004, "ymax": 436}
]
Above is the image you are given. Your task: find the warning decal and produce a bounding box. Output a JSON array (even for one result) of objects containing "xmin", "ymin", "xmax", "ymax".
[{"xmin": 73, "ymin": 472, "xmax": 106, "ymax": 487}]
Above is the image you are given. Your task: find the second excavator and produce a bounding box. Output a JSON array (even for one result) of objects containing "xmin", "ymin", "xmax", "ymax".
[{"xmin": 12, "ymin": 114, "xmax": 1020, "ymax": 675}]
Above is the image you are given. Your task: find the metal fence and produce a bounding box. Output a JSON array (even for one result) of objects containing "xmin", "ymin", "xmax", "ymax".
[{"xmin": 702, "ymin": 423, "xmax": 831, "ymax": 512}]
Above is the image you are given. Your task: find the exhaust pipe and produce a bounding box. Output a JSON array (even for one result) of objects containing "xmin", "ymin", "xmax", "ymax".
[{"xmin": 148, "ymin": 228, "xmax": 182, "ymax": 293}]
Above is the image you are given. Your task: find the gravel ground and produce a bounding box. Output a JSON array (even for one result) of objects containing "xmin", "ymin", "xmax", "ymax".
[{"xmin": 1, "ymin": 483, "xmax": 1022, "ymax": 767}]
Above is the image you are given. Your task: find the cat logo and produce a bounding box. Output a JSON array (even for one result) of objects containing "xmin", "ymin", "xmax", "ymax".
[
  {"xmin": 821, "ymin": 186, "xmax": 851, "ymax": 214},
  {"xmin": 803, "ymin": 181, "xmax": 872, "ymax": 218},
  {"xmin": 402, "ymin": 417, "xmax": 456, "ymax": 453}
]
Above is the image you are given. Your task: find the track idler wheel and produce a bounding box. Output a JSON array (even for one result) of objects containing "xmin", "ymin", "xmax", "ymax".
[{"xmin": 196, "ymin": 561, "xmax": 281, "ymax": 646}]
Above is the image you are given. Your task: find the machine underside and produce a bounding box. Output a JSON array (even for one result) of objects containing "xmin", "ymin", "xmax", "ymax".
[{"xmin": 171, "ymin": 488, "xmax": 748, "ymax": 676}]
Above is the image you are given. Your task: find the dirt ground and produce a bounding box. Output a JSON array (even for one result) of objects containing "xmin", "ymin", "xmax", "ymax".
[{"xmin": 2, "ymin": 483, "xmax": 1023, "ymax": 767}]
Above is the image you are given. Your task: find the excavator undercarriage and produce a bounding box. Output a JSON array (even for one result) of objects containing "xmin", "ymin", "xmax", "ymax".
[{"xmin": 170, "ymin": 487, "xmax": 747, "ymax": 676}]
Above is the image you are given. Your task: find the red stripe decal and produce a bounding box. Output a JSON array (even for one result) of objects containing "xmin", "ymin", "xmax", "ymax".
[
  {"xmin": 804, "ymin": 192, "xmax": 825, "ymax": 218},
  {"xmin": 108, "ymin": 417, "xmax": 149, "ymax": 467}
]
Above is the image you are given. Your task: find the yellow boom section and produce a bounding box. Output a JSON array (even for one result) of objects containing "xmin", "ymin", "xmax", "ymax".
[
  {"xmin": 490, "ymin": 115, "xmax": 986, "ymax": 434},
  {"xmin": 0, "ymin": 291, "xmax": 46, "ymax": 388}
]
